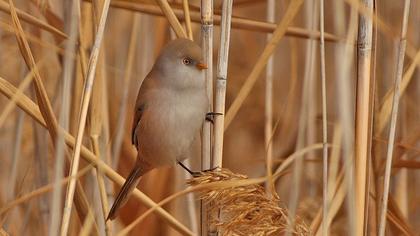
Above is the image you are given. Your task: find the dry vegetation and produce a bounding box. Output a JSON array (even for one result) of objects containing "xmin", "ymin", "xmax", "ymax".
[{"xmin": 0, "ymin": 0, "xmax": 419, "ymax": 235}]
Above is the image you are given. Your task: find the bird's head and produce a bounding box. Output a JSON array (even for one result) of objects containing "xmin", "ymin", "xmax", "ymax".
[{"xmin": 153, "ymin": 38, "xmax": 207, "ymax": 89}]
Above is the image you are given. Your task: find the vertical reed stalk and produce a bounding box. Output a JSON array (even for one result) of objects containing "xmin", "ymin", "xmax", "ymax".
[
  {"xmin": 79, "ymin": 209, "xmax": 95, "ymax": 236},
  {"xmin": 86, "ymin": 1, "xmax": 111, "ymax": 234},
  {"xmin": 0, "ymin": 77, "xmax": 194, "ymax": 235},
  {"xmin": 201, "ymin": 0, "xmax": 213, "ymax": 234},
  {"xmin": 288, "ymin": 1, "xmax": 318, "ymax": 233},
  {"xmin": 319, "ymin": 0, "xmax": 329, "ymax": 234},
  {"xmin": 355, "ymin": 0, "xmax": 373, "ymax": 235},
  {"xmin": 200, "ymin": 0, "xmax": 213, "ymax": 170},
  {"xmin": 378, "ymin": 1, "xmax": 411, "ymax": 235},
  {"xmin": 224, "ymin": 0, "xmax": 304, "ymax": 130},
  {"xmin": 60, "ymin": 0, "xmax": 111, "ymax": 235},
  {"xmin": 111, "ymin": 14, "xmax": 139, "ymax": 171},
  {"xmin": 183, "ymin": 159, "xmax": 199, "ymax": 235},
  {"xmin": 365, "ymin": 2, "xmax": 378, "ymax": 233},
  {"xmin": 213, "ymin": 0, "xmax": 233, "ymax": 169},
  {"xmin": 264, "ymin": 0, "xmax": 275, "ymax": 195},
  {"xmin": 395, "ymin": 102, "xmax": 408, "ymax": 218},
  {"xmin": 310, "ymin": 125, "xmax": 342, "ymax": 235},
  {"xmin": 49, "ymin": 1, "xmax": 79, "ymax": 234},
  {"xmin": 90, "ymin": 137, "xmax": 111, "ymax": 235},
  {"xmin": 4, "ymin": 109, "xmax": 24, "ymax": 229},
  {"xmin": 333, "ymin": 0, "xmax": 358, "ymax": 234}
]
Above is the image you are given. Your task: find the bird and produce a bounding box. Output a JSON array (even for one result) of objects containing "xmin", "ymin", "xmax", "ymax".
[{"xmin": 106, "ymin": 38, "xmax": 209, "ymax": 221}]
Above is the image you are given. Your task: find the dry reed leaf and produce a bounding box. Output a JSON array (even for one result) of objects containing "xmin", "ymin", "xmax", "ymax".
[
  {"xmin": 0, "ymin": 61, "xmax": 41, "ymax": 128},
  {"xmin": 0, "ymin": 77, "xmax": 194, "ymax": 236},
  {"xmin": 224, "ymin": 0, "xmax": 304, "ymax": 129},
  {"xmin": 188, "ymin": 169, "xmax": 310, "ymax": 236},
  {"xmin": 8, "ymin": 0, "xmax": 59, "ymax": 140},
  {"xmin": 59, "ymin": 0, "xmax": 112, "ymax": 233},
  {"xmin": 7, "ymin": 3, "xmax": 101, "ymax": 233},
  {"xmin": 155, "ymin": 0, "xmax": 187, "ymax": 38},
  {"xmin": 0, "ymin": 165, "xmax": 93, "ymax": 217},
  {"xmin": 0, "ymin": 20, "xmax": 66, "ymax": 55},
  {"xmin": 0, "ymin": 1, "xmax": 67, "ymax": 39},
  {"xmin": 376, "ymin": 49, "xmax": 420, "ymax": 134},
  {"xmin": 109, "ymin": 0, "xmax": 340, "ymax": 42}
]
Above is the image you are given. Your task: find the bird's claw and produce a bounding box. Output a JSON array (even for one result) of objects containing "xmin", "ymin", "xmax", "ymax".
[
  {"xmin": 191, "ymin": 166, "xmax": 220, "ymax": 177},
  {"xmin": 205, "ymin": 112, "xmax": 223, "ymax": 124},
  {"xmin": 178, "ymin": 161, "xmax": 220, "ymax": 177}
]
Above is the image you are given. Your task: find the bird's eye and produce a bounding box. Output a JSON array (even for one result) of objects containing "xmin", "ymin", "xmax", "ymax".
[{"xmin": 182, "ymin": 58, "xmax": 192, "ymax": 65}]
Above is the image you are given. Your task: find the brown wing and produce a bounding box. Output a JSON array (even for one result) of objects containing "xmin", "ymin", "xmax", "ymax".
[{"xmin": 131, "ymin": 73, "xmax": 157, "ymax": 147}]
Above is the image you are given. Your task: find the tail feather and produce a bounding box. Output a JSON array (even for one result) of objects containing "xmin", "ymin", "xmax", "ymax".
[{"xmin": 107, "ymin": 166, "xmax": 144, "ymax": 221}]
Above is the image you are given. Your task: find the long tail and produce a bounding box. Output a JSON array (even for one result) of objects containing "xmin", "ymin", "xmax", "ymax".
[{"xmin": 106, "ymin": 166, "xmax": 144, "ymax": 221}]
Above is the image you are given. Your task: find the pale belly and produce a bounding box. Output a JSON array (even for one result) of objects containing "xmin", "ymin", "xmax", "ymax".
[{"xmin": 136, "ymin": 90, "xmax": 207, "ymax": 167}]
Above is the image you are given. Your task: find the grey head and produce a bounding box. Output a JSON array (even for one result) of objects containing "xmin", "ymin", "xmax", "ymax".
[{"xmin": 152, "ymin": 38, "xmax": 207, "ymax": 90}]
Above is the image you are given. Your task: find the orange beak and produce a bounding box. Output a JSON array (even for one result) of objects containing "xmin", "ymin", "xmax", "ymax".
[{"xmin": 196, "ymin": 62, "xmax": 208, "ymax": 70}]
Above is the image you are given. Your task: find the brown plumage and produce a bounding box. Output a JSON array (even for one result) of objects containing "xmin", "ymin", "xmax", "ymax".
[
  {"xmin": 107, "ymin": 38, "xmax": 208, "ymax": 220},
  {"xmin": 106, "ymin": 159, "xmax": 151, "ymax": 221}
]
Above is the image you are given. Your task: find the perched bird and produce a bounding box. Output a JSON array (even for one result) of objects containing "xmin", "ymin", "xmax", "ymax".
[{"xmin": 107, "ymin": 38, "xmax": 209, "ymax": 221}]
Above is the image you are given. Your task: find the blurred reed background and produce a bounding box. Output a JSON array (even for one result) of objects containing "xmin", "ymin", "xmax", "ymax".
[{"xmin": 0, "ymin": 0, "xmax": 419, "ymax": 235}]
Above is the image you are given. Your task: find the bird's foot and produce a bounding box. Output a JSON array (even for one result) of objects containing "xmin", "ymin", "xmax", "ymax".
[
  {"xmin": 205, "ymin": 112, "xmax": 223, "ymax": 124},
  {"xmin": 202, "ymin": 166, "xmax": 220, "ymax": 173},
  {"xmin": 178, "ymin": 161, "xmax": 220, "ymax": 177}
]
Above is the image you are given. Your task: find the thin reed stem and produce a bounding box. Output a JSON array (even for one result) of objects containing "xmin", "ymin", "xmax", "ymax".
[
  {"xmin": 378, "ymin": 1, "xmax": 411, "ymax": 235},
  {"xmin": 319, "ymin": 0, "xmax": 329, "ymax": 235},
  {"xmin": 287, "ymin": 1, "xmax": 318, "ymax": 234},
  {"xmin": 156, "ymin": 0, "xmax": 187, "ymax": 38},
  {"xmin": 108, "ymin": 0, "xmax": 340, "ymax": 42},
  {"xmin": 182, "ymin": 0, "xmax": 193, "ymax": 40},
  {"xmin": 0, "ymin": 61, "xmax": 44, "ymax": 128},
  {"xmin": 119, "ymin": 143, "xmax": 325, "ymax": 236},
  {"xmin": 0, "ymin": 1, "xmax": 67, "ymax": 39},
  {"xmin": 91, "ymin": 136, "xmax": 111, "ymax": 235},
  {"xmin": 213, "ymin": 0, "xmax": 233, "ymax": 169},
  {"xmin": 60, "ymin": 1, "xmax": 111, "ymax": 235},
  {"xmin": 50, "ymin": 1, "xmax": 80, "ymax": 234},
  {"xmin": 111, "ymin": 14, "xmax": 140, "ymax": 169},
  {"xmin": 201, "ymin": 0, "xmax": 214, "ymax": 234},
  {"xmin": 0, "ymin": 166, "xmax": 93, "ymax": 217},
  {"xmin": 0, "ymin": 77, "xmax": 194, "ymax": 235},
  {"xmin": 333, "ymin": 0, "xmax": 358, "ymax": 234},
  {"xmin": 224, "ymin": 0, "xmax": 304, "ymax": 130},
  {"xmin": 264, "ymin": 0, "xmax": 275, "ymax": 196}
]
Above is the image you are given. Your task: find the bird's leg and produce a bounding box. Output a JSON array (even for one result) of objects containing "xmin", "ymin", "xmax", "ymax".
[
  {"xmin": 205, "ymin": 112, "xmax": 223, "ymax": 124},
  {"xmin": 178, "ymin": 161, "xmax": 220, "ymax": 177},
  {"xmin": 178, "ymin": 161, "xmax": 202, "ymax": 177}
]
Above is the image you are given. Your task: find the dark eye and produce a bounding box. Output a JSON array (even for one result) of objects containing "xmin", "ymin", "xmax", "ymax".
[{"xmin": 182, "ymin": 58, "xmax": 192, "ymax": 65}]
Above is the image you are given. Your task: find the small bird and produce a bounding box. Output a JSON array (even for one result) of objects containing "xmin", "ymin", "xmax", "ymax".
[{"xmin": 107, "ymin": 38, "xmax": 209, "ymax": 221}]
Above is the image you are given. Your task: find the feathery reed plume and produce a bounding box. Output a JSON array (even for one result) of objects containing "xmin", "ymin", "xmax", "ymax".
[{"xmin": 187, "ymin": 169, "xmax": 310, "ymax": 236}]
